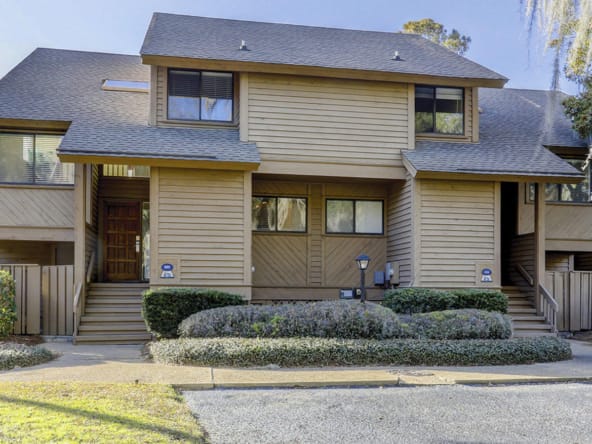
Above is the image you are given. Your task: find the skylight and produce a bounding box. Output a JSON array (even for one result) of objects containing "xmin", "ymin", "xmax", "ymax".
[{"xmin": 102, "ymin": 79, "xmax": 149, "ymax": 93}]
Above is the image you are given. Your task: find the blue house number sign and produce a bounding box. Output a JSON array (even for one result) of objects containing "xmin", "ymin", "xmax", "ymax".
[
  {"xmin": 161, "ymin": 263, "xmax": 174, "ymax": 279},
  {"xmin": 481, "ymin": 268, "xmax": 493, "ymax": 283}
]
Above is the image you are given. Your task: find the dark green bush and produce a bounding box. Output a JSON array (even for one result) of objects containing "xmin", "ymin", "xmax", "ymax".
[
  {"xmin": 399, "ymin": 309, "xmax": 512, "ymax": 340},
  {"xmin": 149, "ymin": 336, "xmax": 572, "ymax": 367},
  {"xmin": 383, "ymin": 288, "xmax": 508, "ymax": 314},
  {"xmin": 0, "ymin": 343, "xmax": 55, "ymax": 370},
  {"xmin": 0, "ymin": 270, "xmax": 17, "ymax": 338},
  {"xmin": 382, "ymin": 288, "xmax": 456, "ymax": 313},
  {"xmin": 453, "ymin": 289, "xmax": 508, "ymax": 313},
  {"xmin": 179, "ymin": 301, "xmax": 402, "ymax": 340},
  {"xmin": 142, "ymin": 287, "xmax": 245, "ymax": 338}
]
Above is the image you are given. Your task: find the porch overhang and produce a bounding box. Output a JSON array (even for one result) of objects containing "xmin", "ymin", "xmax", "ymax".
[{"xmin": 58, "ymin": 152, "xmax": 260, "ymax": 171}]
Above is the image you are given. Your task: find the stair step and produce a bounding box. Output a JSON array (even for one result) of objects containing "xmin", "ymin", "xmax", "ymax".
[
  {"xmin": 85, "ymin": 306, "xmax": 142, "ymax": 314},
  {"xmin": 510, "ymin": 315, "xmax": 546, "ymax": 322},
  {"xmin": 74, "ymin": 333, "xmax": 152, "ymax": 345},
  {"xmin": 81, "ymin": 314, "xmax": 144, "ymax": 323},
  {"xmin": 512, "ymin": 322, "xmax": 554, "ymax": 330},
  {"xmin": 513, "ymin": 331, "xmax": 557, "ymax": 337},
  {"xmin": 508, "ymin": 308, "xmax": 537, "ymax": 315},
  {"xmin": 78, "ymin": 323, "xmax": 147, "ymax": 332},
  {"xmin": 89, "ymin": 282, "xmax": 149, "ymax": 288},
  {"xmin": 86, "ymin": 297, "xmax": 142, "ymax": 305}
]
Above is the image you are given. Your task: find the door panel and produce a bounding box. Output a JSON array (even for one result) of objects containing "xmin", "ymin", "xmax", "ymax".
[{"xmin": 103, "ymin": 201, "xmax": 141, "ymax": 281}]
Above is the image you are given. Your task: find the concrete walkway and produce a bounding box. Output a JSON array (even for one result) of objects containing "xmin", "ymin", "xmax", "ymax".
[{"xmin": 1, "ymin": 340, "xmax": 591, "ymax": 388}]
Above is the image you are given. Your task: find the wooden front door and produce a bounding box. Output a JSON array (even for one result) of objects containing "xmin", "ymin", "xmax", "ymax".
[{"xmin": 103, "ymin": 201, "xmax": 142, "ymax": 281}]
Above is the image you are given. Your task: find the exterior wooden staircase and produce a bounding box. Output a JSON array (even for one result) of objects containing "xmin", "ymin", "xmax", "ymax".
[
  {"xmin": 503, "ymin": 286, "xmax": 556, "ymax": 337},
  {"xmin": 74, "ymin": 283, "xmax": 152, "ymax": 344}
]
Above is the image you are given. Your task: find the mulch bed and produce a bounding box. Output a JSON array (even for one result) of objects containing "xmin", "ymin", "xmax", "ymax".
[{"xmin": 0, "ymin": 335, "xmax": 44, "ymax": 346}]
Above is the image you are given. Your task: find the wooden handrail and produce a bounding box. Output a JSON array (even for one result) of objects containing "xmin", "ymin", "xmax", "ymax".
[
  {"xmin": 516, "ymin": 264, "xmax": 534, "ymax": 287},
  {"xmin": 73, "ymin": 282, "xmax": 82, "ymax": 337},
  {"xmin": 539, "ymin": 283, "xmax": 559, "ymax": 312},
  {"xmin": 86, "ymin": 251, "xmax": 95, "ymax": 284}
]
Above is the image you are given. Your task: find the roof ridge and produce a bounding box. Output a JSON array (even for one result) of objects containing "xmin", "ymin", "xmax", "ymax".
[
  {"xmin": 34, "ymin": 47, "xmax": 139, "ymax": 59},
  {"xmin": 151, "ymin": 12, "xmax": 429, "ymax": 40}
]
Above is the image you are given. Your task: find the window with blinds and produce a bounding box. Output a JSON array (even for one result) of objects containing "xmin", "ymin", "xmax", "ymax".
[
  {"xmin": 0, "ymin": 133, "xmax": 73, "ymax": 185},
  {"xmin": 167, "ymin": 69, "xmax": 233, "ymax": 122}
]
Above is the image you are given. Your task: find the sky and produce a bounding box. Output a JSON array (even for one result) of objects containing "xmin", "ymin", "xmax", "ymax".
[{"xmin": 0, "ymin": 0, "xmax": 579, "ymax": 94}]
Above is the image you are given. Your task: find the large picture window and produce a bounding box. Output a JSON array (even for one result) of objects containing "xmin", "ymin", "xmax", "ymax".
[
  {"xmin": 0, "ymin": 133, "xmax": 73, "ymax": 185},
  {"xmin": 326, "ymin": 199, "xmax": 384, "ymax": 234},
  {"xmin": 415, "ymin": 86, "xmax": 464, "ymax": 135},
  {"xmin": 528, "ymin": 159, "xmax": 591, "ymax": 203},
  {"xmin": 167, "ymin": 69, "xmax": 233, "ymax": 122},
  {"xmin": 252, "ymin": 196, "xmax": 307, "ymax": 232}
]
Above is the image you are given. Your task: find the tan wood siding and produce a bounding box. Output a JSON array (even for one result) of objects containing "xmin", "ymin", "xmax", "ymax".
[
  {"xmin": 387, "ymin": 176, "xmax": 413, "ymax": 285},
  {"xmin": 0, "ymin": 187, "xmax": 74, "ymax": 234},
  {"xmin": 154, "ymin": 168, "xmax": 248, "ymax": 290},
  {"xmin": 155, "ymin": 66, "xmax": 166, "ymax": 122},
  {"xmin": 547, "ymin": 270, "xmax": 592, "ymax": 331},
  {"xmin": 252, "ymin": 179, "xmax": 387, "ymax": 301},
  {"xmin": 248, "ymin": 73, "xmax": 409, "ymax": 176},
  {"xmin": 85, "ymin": 164, "xmax": 99, "ymax": 280},
  {"xmin": 417, "ymin": 180, "xmax": 497, "ymax": 287}
]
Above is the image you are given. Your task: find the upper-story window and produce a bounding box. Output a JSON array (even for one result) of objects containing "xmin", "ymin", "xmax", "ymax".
[
  {"xmin": 0, "ymin": 133, "xmax": 73, "ymax": 185},
  {"xmin": 167, "ymin": 69, "xmax": 233, "ymax": 122},
  {"xmin": 528, "ymin": 159, "xmax": 591, "ymax": 203},
  {"xmin": 415, "ymin": 86, "xmax": 464, "ymax": 135}
]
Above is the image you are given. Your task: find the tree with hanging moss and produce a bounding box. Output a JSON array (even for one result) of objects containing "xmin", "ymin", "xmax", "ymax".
[
  {"xmin": 524, "ymin": 0, "xmax": 592, "ymax": 86},
  {"xmin": 0, "ymin": 271, "xmax": 17, "ymax": 338},
  {"xmin": 401, "ymin": 18, "xmax": 472, "ymax": 56}
]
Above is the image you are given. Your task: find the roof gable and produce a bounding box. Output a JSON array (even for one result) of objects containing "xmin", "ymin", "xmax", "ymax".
[{"xmin": 141, "ymin": 13, "xmax": 507, "ymax": 86}]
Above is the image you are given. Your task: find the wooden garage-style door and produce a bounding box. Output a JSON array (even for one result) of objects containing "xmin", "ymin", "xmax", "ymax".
[{"xmin": 103, "ymin": 201, "xmax": 142, "ymax": 281}]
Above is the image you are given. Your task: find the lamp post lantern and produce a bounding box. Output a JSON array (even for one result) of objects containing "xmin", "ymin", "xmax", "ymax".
[{"xmin": 355, "ymin": 254, "xmax": 370, "ymax": 303}]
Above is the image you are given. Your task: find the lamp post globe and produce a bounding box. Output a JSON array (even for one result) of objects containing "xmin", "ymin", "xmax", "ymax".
[{"xmin": 355, "ymin": 254, "xmax": 370, "ymax": 303}]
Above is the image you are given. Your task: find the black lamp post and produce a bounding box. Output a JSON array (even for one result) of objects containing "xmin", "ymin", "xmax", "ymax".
[{"xmin": 355, "ymin": 254, "xmax": 370, "ymax": 303}]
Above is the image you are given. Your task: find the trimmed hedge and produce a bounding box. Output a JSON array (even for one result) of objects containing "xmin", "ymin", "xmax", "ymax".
[
  {"xmin": 179, "ymin": 301, "xmax": 402, "ymax": 340},
  {"xmin": 149, "ymin": 336, "xmax": 572, "ymax": 367},
  {"xmin": 0, "ymin": 343, "xmax": 55, "ymax": 370},
  {"xmin": 383, "ymin": 288, "xmax": 508, "ymax": 314},
  {"xmin": 399, "ymin": 309, "xmax": 512, "ymax": 340},
  {"xmin": 179, "ymin": 302, "xmax": 510, "ymax": 341},
  {"xmin": 0, "ymin": 271, "xmax": 17, "ymax": 338},
  {"xmin": 142, "ymin": 288, "xmax": 245, "ymax": 338}
]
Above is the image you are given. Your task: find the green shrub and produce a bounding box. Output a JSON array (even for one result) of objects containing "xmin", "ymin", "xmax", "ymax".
[
  {"xmin": 142, "ymin": 288, "xmax": 246, "ymax": 338},
  {"xmin": 453, "ymin": 289, "xmax": 508, "ymax": 313},
  {"xmin": 149, "ymin": 336, "xmax": 571, "ymax": 367},
  {"xmin": 383, "ymin": 288, "xmax": 508, "ymax": 314},
  {"xmin": 179, "ymin": 301, "xmax": 402, "ymax": 340},
  {"xmin": 0, "ymin": 343, "xmax": 55, "ymax": 370},
  {"xmin": 400, "ymin": 309, "xmax": 512, "ymax": 340},
  {"xmin": 0, "ymin": 271, "xmax": 17, "ymax": 338}
]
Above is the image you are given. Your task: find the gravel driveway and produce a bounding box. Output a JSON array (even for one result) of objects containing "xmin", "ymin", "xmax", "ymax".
[{"xmin": 184, "ymin": 383, "xmax": 592, "ymax": 443}]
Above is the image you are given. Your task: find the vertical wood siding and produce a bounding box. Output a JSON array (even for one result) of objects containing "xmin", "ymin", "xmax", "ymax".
[
  {"xmin": 156, "ymin": 168, "xmax": 247, "ymax": 286},
  {"xmin": 1, "ymin": 264, "xmax": 74, "ymax": 335},
  {"xmin": 547, "ymin": 271, "xmax": 592, "ymax": 331},
  {"xmin": 417, "ymin": 180, "xmax": 496, "ymax": 287},
  {"xmin": 248, "ymin": 74, "xmax": 409, "ymax": 167},
  {"xmin": 387, "ymin": 176, "xmax": 413, "ymax": 286}
]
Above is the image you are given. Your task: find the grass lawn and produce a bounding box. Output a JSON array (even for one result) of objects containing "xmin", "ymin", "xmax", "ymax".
[{"xmin": 0, "ymin": 382, "xmax": 205, "ymax": 443}]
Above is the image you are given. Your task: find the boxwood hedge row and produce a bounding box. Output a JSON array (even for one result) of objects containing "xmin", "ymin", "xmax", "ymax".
[
  {"xmin": 149, "ymin": 336, "xmax": 571, "ymax": 367},
  {"xmin": 383, "ymin": 288, "xmax": 508, "ymax": 314}
]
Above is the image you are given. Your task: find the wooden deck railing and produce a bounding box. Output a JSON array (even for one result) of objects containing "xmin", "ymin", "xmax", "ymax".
[
  {"xmin": 73, "ymin": 250, "xmax": 95, "ymax": 338},
  {"xmin": 515, "ymin": 264, "xmax": 558, "ymax": 332}
]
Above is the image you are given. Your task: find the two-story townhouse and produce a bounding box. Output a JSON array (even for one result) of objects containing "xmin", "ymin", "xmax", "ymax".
[{"xmin": 0, "ymin": 13, "xmax": 588, "ymax": 343}]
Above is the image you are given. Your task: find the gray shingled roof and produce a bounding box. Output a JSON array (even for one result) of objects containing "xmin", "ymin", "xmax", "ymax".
[
  {"xmin": 141, "ymin": 13, "xmax": 507, "ymax": 84},
  {"xmin": 404, "ymin": 88, "xmax": 588, "ymax": 179},
  {"xmin": 0, "ymin": 48, "xmax": 259, "ymax": 164}
]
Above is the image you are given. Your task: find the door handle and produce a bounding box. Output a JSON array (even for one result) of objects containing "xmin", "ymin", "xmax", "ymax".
[{"xmin": 135, "ymin": 235, "xmax": 141, "ymax": 253}]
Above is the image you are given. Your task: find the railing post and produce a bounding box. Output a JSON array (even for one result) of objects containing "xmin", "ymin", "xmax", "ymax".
[{"xmin": 534, "ymin": 183, "xmax": 546, "ymax": 316}]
